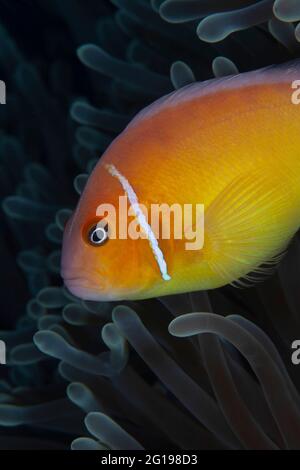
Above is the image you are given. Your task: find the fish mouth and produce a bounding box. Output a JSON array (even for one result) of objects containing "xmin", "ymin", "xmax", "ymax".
[
  {"xmin": 62, "ymin": 272, "xmax": 114, "ymax": 301},
  {"xmin": 65, "ymin": 282, "xmax": 103, "ymax": 301},
  {"xmin": 63, "ymin": 277, "xmax": 103, "ymax": 300},
  {"xmin": 61, "ymin": 269, "xmax": 142, "ymax": 302}
]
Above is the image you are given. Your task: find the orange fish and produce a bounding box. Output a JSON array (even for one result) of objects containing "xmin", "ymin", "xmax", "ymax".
[{"xmin": 61, "ymin": 61, "xmax": 300, "ymax": 301}]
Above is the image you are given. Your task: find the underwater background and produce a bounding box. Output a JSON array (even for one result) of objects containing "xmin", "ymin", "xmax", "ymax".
[{"xmin": 1, "ymin": 0, "xmax": 300, "ymax": 450}]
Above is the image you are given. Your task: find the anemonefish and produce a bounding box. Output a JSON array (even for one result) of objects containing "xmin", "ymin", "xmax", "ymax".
[{"xmin": 61, "ymin": 61, "xmax": 300, "ymax": 301}]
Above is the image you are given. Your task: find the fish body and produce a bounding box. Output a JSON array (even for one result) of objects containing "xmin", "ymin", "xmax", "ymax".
[{"xmin": 62, "ymin": 61, "xmax": 300, "ymax": 301}]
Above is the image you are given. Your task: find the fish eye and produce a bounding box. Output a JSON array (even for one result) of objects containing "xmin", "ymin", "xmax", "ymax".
[{"xmin": 88, "ymin": 223, "xmax": 109, "ymax": 246}]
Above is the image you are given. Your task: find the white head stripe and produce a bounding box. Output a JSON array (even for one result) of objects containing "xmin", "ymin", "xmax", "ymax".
[{"xmin": 105, "ymin": 163, "xmax": 171, "ymax": 282}]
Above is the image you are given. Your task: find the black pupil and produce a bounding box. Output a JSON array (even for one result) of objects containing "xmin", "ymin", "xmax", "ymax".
[{"xmin": 90, "ymin": 225, "xmax": 107, "ymax": 245}]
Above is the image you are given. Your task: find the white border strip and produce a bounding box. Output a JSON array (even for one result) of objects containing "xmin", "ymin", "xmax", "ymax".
[{"xmin": 106, "ymin": 164, "xmax": 171, "ymax": 281}]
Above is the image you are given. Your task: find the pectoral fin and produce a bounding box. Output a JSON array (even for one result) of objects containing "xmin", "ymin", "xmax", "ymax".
[{"xmin": 205, "ymin": 169, "xmax": 298, "ymax": 286}]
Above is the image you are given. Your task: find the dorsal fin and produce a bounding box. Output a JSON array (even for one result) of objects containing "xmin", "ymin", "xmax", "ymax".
[{"xmin": 127, "ymin": 59, "xmax": 300, "ymax": 131}]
